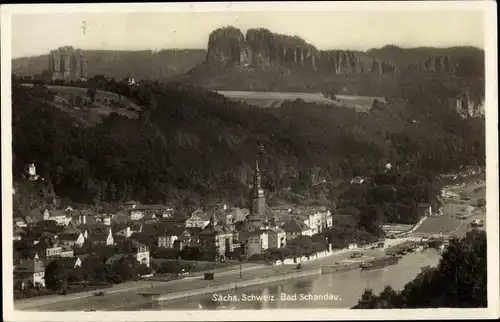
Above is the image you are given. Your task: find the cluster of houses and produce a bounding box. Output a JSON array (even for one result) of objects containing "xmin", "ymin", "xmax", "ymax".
[{"xmin": 13, "ymin": 158, "xmax": 333, "ymax": 289}]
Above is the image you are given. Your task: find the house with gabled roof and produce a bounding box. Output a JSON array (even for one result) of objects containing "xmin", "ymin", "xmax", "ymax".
[
  {"xmin": 33, "ymin": 237, "xmax": 63, "ymax": 258},
  {"xmin": 122, "ymin": 200, "xmax": 139, "ymax": 210},
  {"xmin": 282, "ymin": 218, "xmax": 313, "ymax": 240},
  {"xmin": 108, "ymin": 240, "xmax": 150, "ymax": 267},
  {"xmin": 112, "ymin": 211, "xmax": 130, "ymax": 224},
  {"xmin": 129, "ymin": 204, "xmax": 173, "ymax": 221},
  {"xmin": 14, "ymin": 257, "xmax": 46, "ymax": 288},
  {"xmin": 417, "ymin": 203, "xmax": 433, "ymax": 217},
  {"xmin": 197, "ymin": 215, "xmax": 234, "ymax": 260},
  {"xmin": 130, "ymin": 231, "xmax": 158, "ymax": 249},
  {"xmin": 57, "ymin": 231, "xmax": 85, "ymax": 247},
  {"xmin": 60, "ymin": 245, "xmax": 74, "ymax": 257},
  {"xmin": 156, "ymin": 225, "xmax": 185, "ymax": 249},
  {"xmin": 292, "ymin": 206, "xmax": 331, "ymax": 234},
  {"xmin": 113, "ymin": 224, "xmax": 133, "ymax": 241},
  {"xmin": 242, "ymin": 229, "xmax": 270, "ymax": 257},
  {"xmin": 185, "ymin": 208, "xmax": 211, "ymax": 228},
  {"xmin": 43, "ymin": 208, "xmax": 72, "ymax": 226},
  {"xmin": 267, "ymin": 227, "xmax": 287, "ymax": 249},
  {"xmin": 81, "ymin": 225, "xmax": 114, "ymax": 246}
]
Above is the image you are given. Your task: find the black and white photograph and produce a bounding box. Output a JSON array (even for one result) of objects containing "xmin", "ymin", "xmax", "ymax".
[{"xmin": 1, "ymin": 2, "xmax": 498, "ymax": 321}]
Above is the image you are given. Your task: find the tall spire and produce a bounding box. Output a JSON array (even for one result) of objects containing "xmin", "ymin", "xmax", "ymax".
[{"xmin": 254, "ymin": 158, "xmax": 262, "ymax": 192}]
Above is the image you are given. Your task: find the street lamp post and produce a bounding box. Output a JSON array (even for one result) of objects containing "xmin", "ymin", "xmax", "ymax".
[{"xmin": 239, "ymin": 256, "xmax": 242, "ymax": 278}]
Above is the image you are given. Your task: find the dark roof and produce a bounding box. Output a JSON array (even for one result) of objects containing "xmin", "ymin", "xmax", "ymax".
[
  {"xmin": 33, "ymin": 237, "xmax": 58, "ymax": 251},
  {"xmin": 78, "ymin": 224, "xmax": 109, "ymax": 234},
  {"xmin": 77, "ymin": 254, "xmax": 90, "ymax": 262},
  {"xmin": 86, "ymin": 226, "xmax": 111, "ymax": 241},
  {"xmin": 112, "ymin": 223, "xmax": 128, "ymax": 232},
  {"xmin": 131, "ymin": 240, "xmax": 147, "ymax": 249},
  {"xmin": 130, "ymin": 232, "xmax": 156, "ymax": 244},
  {"xmin": 24, "ymin": 216, "xmax": 38, "ymax": 224},
  {"xmin": 56, "ymin": 257, "xmax": 80, "ymax": 269},
  {"xmin": 184, "ymin": 227, "xmax": 202, "ymax": 235},
  {"xmin": 417, "ymin": 203, "xmax": 431, "ymax": 208},
  {"xmin": 141, "ymin": 222, "xmax": 185, "ymax": 237},
  {"xmin": 112, "ymin": 211, "xmax": 129, "ymax": 223},
  {"xmin": 133, "ymin": 204, "xmax": 171, "ymax": 211},
  {"xmin": 49, "ymin": 209, "xmax": 67, "ymax": 218},
  {"xmin": 29, "ymin": 208, "xmax": 44, "ymax": 221},
  {"xmin": 79, "ymin": 209, "xmax": 95, "ymax": 216},
  {"xmin": 188, "ymin": 209, "xmax": 211, "ymax": 221},
  {"xmin": 198, "ymin": 223, "xmax": 233, "ymax": 236},
  {"xmin": 57, "ymin": 232, "xmax": 81, "ymax": 241},
  {"xmin": 15, "ymin": 259, "xmax": 45, "ymax": 273},
  {"xmin": 114, "ymin": 235, "xmax": 127, "ymax": 243},
  {"xmin": 282, "ymin": 218, "xmax": 310, "ymax": 233},
  {"xmin": 294, "ymin": 206, "xmax": 329, "ymax": 215},
  {"xmin": 130, "ymin": 222, "xmax": 143, "ymax": 231},
  {"xmin": 92, "ymin": 231, "xmax": 111, "ymax": 242}
]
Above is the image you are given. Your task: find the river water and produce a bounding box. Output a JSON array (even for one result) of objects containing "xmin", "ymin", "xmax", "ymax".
[{"xmin": 135, "ymin": 249, "xmax": 442, "ymax": 310}]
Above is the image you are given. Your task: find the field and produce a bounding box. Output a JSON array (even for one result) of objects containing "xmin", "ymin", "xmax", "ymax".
[
  {"xmin": 216, "ymin": 90, "xmax": 386, "ymax": 111},
  {"xmin": 21, "ymin": 84, "xmax": 142, "ymax": 126}
]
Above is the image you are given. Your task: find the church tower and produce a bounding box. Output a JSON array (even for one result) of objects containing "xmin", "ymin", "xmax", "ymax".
[
  {"xmin": 246, "ymin": 154, "xmax": 268, "ymax": 228},
  {"xmin": 251, "ymin": 159, "xmax": 266, "ymax": 216}
]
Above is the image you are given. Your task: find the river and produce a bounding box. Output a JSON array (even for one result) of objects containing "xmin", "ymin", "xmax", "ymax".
[{"xmin": 132, "ymin": 249, "xmax": 442, "ymax": 310}]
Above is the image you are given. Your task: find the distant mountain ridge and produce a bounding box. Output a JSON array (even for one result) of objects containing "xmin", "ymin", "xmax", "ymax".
[
  {"xmin": 174, "ymin": 26, "xmax": 484, "ymax": 95},
  {"xmin": 12, "ymin": 49, "xmax": 206, "ymax": 81}
]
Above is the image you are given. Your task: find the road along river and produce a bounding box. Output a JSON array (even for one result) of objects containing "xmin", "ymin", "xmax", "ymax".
[{"xmin": 130, "ymin": 249, "xmax": 442, "ymax": 310}]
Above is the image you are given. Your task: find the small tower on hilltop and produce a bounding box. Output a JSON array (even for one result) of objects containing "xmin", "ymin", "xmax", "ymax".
[{"xmin": 26, "ymin": 163, "xmax": 40, "ymax": 181}]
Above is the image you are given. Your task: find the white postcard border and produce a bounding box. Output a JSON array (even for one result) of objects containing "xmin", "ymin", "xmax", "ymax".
[{"xmin": 1, "ymin": 1, "xmax": 498, "ymax": 321}]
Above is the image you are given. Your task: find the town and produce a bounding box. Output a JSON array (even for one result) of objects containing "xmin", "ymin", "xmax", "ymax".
[{"xmin": 13, "ymin": 159, "xmax": 337, "ymax": 296}]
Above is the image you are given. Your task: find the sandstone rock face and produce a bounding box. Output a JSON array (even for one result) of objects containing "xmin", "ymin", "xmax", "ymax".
[
  {"xmin": 49, "ymin": 46, "xmax": 87, "ymax": 80},
  {"xmin": 205, "ymin": 26, "xmax": 459, "ymax": 78},
  {"xmin": 206, "ymin": 26, "xmax": 248, "ymax": 65},
  {"xmin": 424, "ymin": 55, "xmax": 453, "ymax": 73},
  {"xmin": 452, "ymin": 90, "xmax": 485, "ymax": 118}
]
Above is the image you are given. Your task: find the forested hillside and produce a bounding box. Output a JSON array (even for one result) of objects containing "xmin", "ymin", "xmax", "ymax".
[{"xmin": 12, "ymin": 73, "xmax": 485, "ymax": 236}]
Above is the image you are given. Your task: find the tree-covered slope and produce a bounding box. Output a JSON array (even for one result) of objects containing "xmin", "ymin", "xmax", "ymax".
[{"xmin": 12, "ymin": 79, "xmax": 484, "ymax": 218}]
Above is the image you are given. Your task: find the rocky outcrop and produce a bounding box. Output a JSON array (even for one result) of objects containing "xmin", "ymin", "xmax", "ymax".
[
  {"xmin": 206, "ymin": 26, "xmax": 248, "ymax": 65},
  {"xmin": 205, "ymin": 26, "xmax": 411, "ymax": 76},
  {"xmin": 49, "ymin": 46, "xmax": 87, "ymax": 81},
  {"xmin": 206, "ymin": 27, "xmax": 319, "ymax": 69},
  {"xmin": 452, "ymin": 90, "xmax": 485, "ymax": 118},
  {"xmin": 424, "ymin": 55, "xmax": 454, "ymax": 73}
]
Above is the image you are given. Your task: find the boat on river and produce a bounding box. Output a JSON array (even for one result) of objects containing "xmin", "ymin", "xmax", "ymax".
[{"xmin": 360, "ymin": 255, "xmax": 401, "ymax": 271}]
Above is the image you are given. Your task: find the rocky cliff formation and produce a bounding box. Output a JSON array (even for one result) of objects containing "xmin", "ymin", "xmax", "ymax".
[
  {"xmin": 451, "ymin": 89, "xmax": 485, "ymax": 118},
  {"xmin": 49, "ymin": 46, "xmax": 87, "ymax": 81},
  {"xmin": 204, "ymin": 26, "xmax": 457, "ymax": 77},
  {"xmin": 206, "ymin": 27, "xmax": 376, "ymax": 75}
]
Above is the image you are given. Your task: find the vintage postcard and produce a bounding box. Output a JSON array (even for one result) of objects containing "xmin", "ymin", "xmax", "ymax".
[{"xmin": 1, "ymin": 1, "xmax": 498, "ymax": 321}]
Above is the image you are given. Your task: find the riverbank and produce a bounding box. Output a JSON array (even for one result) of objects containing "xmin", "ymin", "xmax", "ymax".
[
  {"xmin": 144, "ymin": 267, "xmax": 324, "ymax": 303},
  {"xmin": 15, "ymin": 245, "xmax": 388, "ymax": 311},
  {"xmin": 136, "ymin": 249, "xmax": 444, "ymax": 310}
]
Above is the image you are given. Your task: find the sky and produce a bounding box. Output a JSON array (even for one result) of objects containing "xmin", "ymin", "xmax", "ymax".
[{"xmin": 10, "ymin": 9, "xmax": 485, "ymax": 58}]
